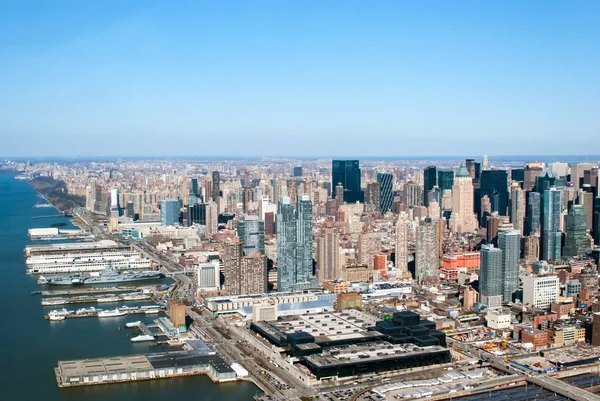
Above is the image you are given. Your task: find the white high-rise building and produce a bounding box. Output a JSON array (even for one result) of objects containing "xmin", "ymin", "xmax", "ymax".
[
  {"xmin": 197, "ymin": 260, "xmax": 221, "ymax": 292},
  {"xmin": 395, "ymin": 213, "xmax": 409, "ymax": 277},
  {"xmin": 449, "ymin": 164, "xmax": 478, "ymax": 233},
  {"xmin": 259, "ymin": 195, "xmax": 277, "ymax": 222},
  {"xmin": 523, "ymin": 275, "xmax": 559, "ymax": 308}
]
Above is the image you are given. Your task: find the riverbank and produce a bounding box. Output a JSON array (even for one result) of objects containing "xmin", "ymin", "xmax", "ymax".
[{"xmin": 29, "ymin": 176, "xmax": 84, "ymax": 213}]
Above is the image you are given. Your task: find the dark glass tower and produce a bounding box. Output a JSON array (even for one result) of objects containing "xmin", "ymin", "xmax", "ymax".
[
  {"xmin": 437, "ymin": 170, "xmax": 454, "ymax": 192},
  {"xmin": 525, "ymin": 191, "xmax": 541, "ymax": 235},
  {"xmin": 423, "ymin": 166, "xmax": 437, "ymax": 207},
  {"xmin": 237, "ymin": 215, "xmax": 265, "ymax": 256},
  {"xmin": 211, "ymin": 171, "xmax": 220, "ymax": 201},
  {"xmin": 563, "ymin": 205, "xmax": 589, "ymax": 257},
  {"xmin": 480, "ymin": 170, "xmax": 509, "ymax": 216},
  {"xmin": 332, "ymin": 160, "xmax": 364, "ymax": 203},
  {"xmin": 377, "ymin": 172, "xmax": 393, "ymax": 214},
  {"xmin": 191, "ymin": 178, "xmax": 199, "ymax": 197}
]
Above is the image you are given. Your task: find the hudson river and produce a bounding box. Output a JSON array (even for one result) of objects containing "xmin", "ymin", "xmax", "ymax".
[{"xmin": 0, "ymin": 174, "xmax": 259, "ymax": 400}]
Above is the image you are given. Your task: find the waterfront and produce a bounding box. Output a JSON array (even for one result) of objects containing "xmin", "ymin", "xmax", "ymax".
[{"xmin": 0, "ymin": 174, "xmax": 259, "ymax": 400}]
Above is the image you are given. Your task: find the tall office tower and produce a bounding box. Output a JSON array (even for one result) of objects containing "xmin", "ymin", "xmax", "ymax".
[
  {"xmin": 160, "ymin": 199, "xmax": 180, "ymax": 226},
  {"xmin": 295, "ymin": 194, "xmax": 314, "ymax": 289},
  {"xmin": 525, "ymin": 191, "xmax": 541, "ymax": 235},
  {"xmin": 523, "ymin": 235, "xmax": 540, "ymax": 261},
  {"xmin": 264, "ymin": 212, "xmax": 275, "ymax": 236},
  {"xmin": 577, "ymin": 190, "xmax": 594, "ymax": 230},
  {"xmin": 395, "ymin": 214, "xmax": 409, "ymax": 277},
  {"xmin": 415, "ymin": 221, "xmax": 439, "ymax": 283},
  {"xmin": 524, "ymin": 162, "xmax": 544, "ymax": 191},
  {"xmin": 510, "ymin": 187, "xmax": 526, "ymax": 234},
  {"xmin": 449, "ymin": 164, "xmax": 478, "ymax": 233},
  {"xmin": 534, "ymin": 171, "xmax": 556, "ymax": 195},
  {"xmin": 423, "ymin": 166, "xmax": 437, "ymax": 205},
  {"xmin": 365, "ymin": 182, "xmax": 381, "ymax": 211},
  {"xmin": 276, "ymin": 197, "xmax": 296, "ymax": 291},
  {"xmin": 499, "ymin": 230, "xmax": 521, "ymax": 303},
  {"xmin": 331, "ymin": 160, "xmax": 364, "ymax": 203},
  {"xmin": 203, "ymin": 179, "xmax": 212, "ymax": 202},
  {"xmin": 187, "ymin": 202, "xmax": 206, "ymax": 226},
  {"xmin": 205, "ymin": 202, "xmax": 219, "ymax": 236},
  {"xmin": 465, "ymin": 159, "xmax": 476, "ymax": 179},
  {"xmin": 377, "ymin": 172, "xmax": 393, "ymax": 214},
  {"xmin": 594, "ymin": 197, "xmax": 600, "ymax": 246},
  {"xmin": 480, "ymin": 170, "xmax": 509, "ymax": 216},
  {"xmin": 191, "ymin": 178, "xmax": 199, "ymax": 197},
  {"xmin": 511, "ymin": 168, "xmax": 525, "ymax": 183},
  {"xmin": 242, "ymin": 188, "xmax": 254, "ymax": 213},
  {"xmin": 571, "ymin": 163, "xmax": 596, "ymax": 192},
  {"xmin": 563, "ymin": 205, "xmax": 590, "ymax": 257},
  {"xmin": 482, "ymin": 155, "xmax": 490, "ymax": 171},
  {"xmin": 335, "ymin": 183, "xmax": 344, "ymax": 206},
  {"xmin": 259, "ymin": 195, "xmax": 277, "ymax": 222},
  {"xmin": 404, "ymin": 181, "xmax": 424, "ymax": 208},
  {"xmin": 287, "ymin": 180, "xmax": 297, "ymax": 205},
  {"xmin": 272, "ymin": 177, "xmax": 281, "ymax": 206},
  {"xmin": 437, "ymin": 170, "xmax": 454, "ymax": 192},
  {"xmin": 110, "ymin": 187, "xmax": 119, "ymax": 210},
  {"xmin": 441, "ymin": 189, "xmax": 453, "ymax": 211},
  {"xmin": 358, "ymin": 234, "xmax": 381, "ymax": 269},
  {"xmin": 211, "ymin": 171, "xmax": 220, "ymax": 201},
  {"xmin": 126, "ymin": 201, "xmax": 135, "ymax": 218},
  {"xmin": 428, "ymin": 201, "xmax": 441, "ymax": 220},
  {"xmin": 237, "ymin": 215, "xmax": 265, "ymax": 255},
  {"xmin": 541, "ymin": 188, "xmax": 563, "ymax": 261},
  {"xmin": 548, "ymin": 162, "xmax": 569, "ymax": 178},
  {"xmin": 241, "ymin": 254, "xmax": 268, "ymax": 295},
  {"xmin": 479, "ymin": 244, "xmax": 504, "ymax": 307},
  {"xmin": 223, "ymin": 239, "xmax": 243, "ymax": 295},
  {"xmin": 316, "ymin": 221, "xmax": 340, "ymax": 283},
  {"xmin": 293, "ymin": 166, "xmax": 303, "ymax": 177}
]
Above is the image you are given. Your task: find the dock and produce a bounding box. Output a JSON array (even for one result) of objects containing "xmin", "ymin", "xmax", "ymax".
[
  {"xmin": 55, "ymin": 340, "xmax": 239, "ymax": 388},
  {"xmin": 41, "ymin": 292, "xmax": 154, "ymax": 305},
  {"xmin": 45, "ymin": 306, "xmax": 163, "ymax": 320},
  {"xmin": 33, "ymin": 286, "xmax": 141, "ymax": 296}
]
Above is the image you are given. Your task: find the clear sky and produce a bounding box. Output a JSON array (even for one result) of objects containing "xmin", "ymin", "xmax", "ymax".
[{"xmin": 1, "ymin": 0, "xmax": 599, "ymax": 158}]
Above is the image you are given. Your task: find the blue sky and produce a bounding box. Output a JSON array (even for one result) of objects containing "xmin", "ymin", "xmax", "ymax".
[{"xmin": 1, "ymin": 1, "xmax": 599, "ymax": 157}]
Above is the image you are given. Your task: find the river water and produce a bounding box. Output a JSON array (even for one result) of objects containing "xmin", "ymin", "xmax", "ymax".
[{"xmin": 0, "ymin": 174, "xmax": 259, "ymax": 400}]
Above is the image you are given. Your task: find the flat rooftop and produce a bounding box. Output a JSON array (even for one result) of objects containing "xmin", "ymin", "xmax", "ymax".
[
  {"xmin": 305, "ymin": 341, "xmax": 447, "ymax": 368},
  {"xmin": 59, "ymin": 355, "xmax": 153, "ymax": 377},
  {"xmin": 269, "ymin": 309, "xmax": 378, "ymax": 338},
  {"xmin": 542, "ymin": 344, "xmax": 600, "ymax": 364}
]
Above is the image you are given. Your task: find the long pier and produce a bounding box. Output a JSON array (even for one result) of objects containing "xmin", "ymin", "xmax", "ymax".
[
  {"xmin": 33, "ymin": 286, "xmax": 142, "ymax": 296},
  {"xmin": 41, "ymin": 292, "xmax": 154, "ymax": 305},
  {"xmin": 45, "ymin": 306, "xmax": 163, "ymax": 320}
]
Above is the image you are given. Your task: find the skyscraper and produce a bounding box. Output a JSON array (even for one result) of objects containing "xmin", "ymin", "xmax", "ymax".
[
  {"xmin": 277, "ymin": 195, "xmax": 315, "ymax": 292},
  {"xmin": 510, "ymin": 187, "xmax": 525, "ymax": 234},
  {"xmin": 563, "ymin": 204, "xmax": 589, "ymax": 257},
  {"xmin": 423, "ymin": 166, "xmax": 437, "ymax": 206},
  {"xmin": 524, "ymin": 162, "xmax": 544, "ymax": 191},
  {"xmin": 499, "ymin": 230, "xmax": 521, "ymax": 303},
  {"xmin": 331, "ymin": 160, "xmax": 364, "ymax": 203},
  {"xmin": 187, "ymin": 202, "xmax": 206, "ymax": 226},
  {"xmin": 395, "ymin": 214, "xmax": 409, "ymax": 277},
  {"xmin": 525, "ymin": 191, "xmax": 541, "ymax": 235},
  {"xmin": 358, "ymin": 233, "xmax": 381, "ymax": 269},
  {"xmin": 293, "ymin": 166, "xmax": 303, "ymax": 177},
  {"xmin": 404, "ymin": 181, "xmax": 423, "ymax": 208},
  {"xmin": 191, "ymin": 178, "xmax": 199, "ymax": 197},
  {"xmin": 241, "ymin": 254, "xmax": 268, "ymax": 295},
  {"xmin": 377, "ymin": 172, "xmax": 393, "ymax": 214},
  {"xmin": 365, "ymin": 182, "xmax": 381, "ymax": 210},
  {"xmin": 437, "ymin": 170, "xmax": 454, "ymax": 192},
  {"xmin": 223, "ymin": 239, "xmax": 243, "ymax": 295},
  {"xmin": 541, "ymin": 188, "xmax": 563, "ymax": 261},
  {"xmin": 237, "ymin": 215, "xmax": 265, "ymax": 255},
  {"xmin": 316, "ymin": 221, "xmax": 340, "ymax": 283},
  {"xmin": 211, "ymin": 171, "xmax": 220, "ymax": 201},
  {"xmin": 160, "ymin": 199, "xmax": 180, "ymax": 226},
  {"xmin": 415, "ymin": 221, "xmax": 438, "ymax": 283},
  {"xmin": 479, "ymin": 244, "xmax": 504, "ymax": 307},
  {"xmin": 449, "ymin": 164, "xmax": 478, "ymax": 233},
  {"xmin": 480, "ymin": 170, "xmax": 509, "ymax": 216}
]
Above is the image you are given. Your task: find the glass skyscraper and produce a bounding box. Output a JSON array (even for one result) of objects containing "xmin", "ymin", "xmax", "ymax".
[
  {"xmin": 376, "ymin": 172, "xmax": 393, "ymax": 214},
  {"xmin": 541, "ymin": 188, "xmax": 563, "ymax": 260},
  {"xmin": 480, "ymin": 170, "xmax": 509, "ymax": 216},
  {"xmin": 480, "ymin": 244, "xmax": 503, "ymax": 307},
  {"xmin": 499, "ymin": 230, "xmax": 521, "ymax": 303},
  {"xmin": 277, "ymin": 195, "xmax": 315, "ymax": 292},
  {"xmin": 563, "ymin": 204, "xmax": 589, "ymax": 257},
  {"xmin": 437, "ymin": 170, "xmax": 454, "ymax": 192},
  {"xmin": 237, "ymin": 215, "xmax": 265, "ymax": 256},
  {"xmin": 332, "ymin": 160, "xmax": 364, "ymax": 203},
  {"xmin": 161, "ymin": 199, "xmax": 180, "ymax": 226}
]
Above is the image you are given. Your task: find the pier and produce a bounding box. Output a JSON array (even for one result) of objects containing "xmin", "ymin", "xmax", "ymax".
[
  {"xmin": 55, "ymin": 340, "xmax": 240, "ymax": 388},
  {"xmin": 45, "ymin": 306, "xmax": 163, "ymax": 320},
  {"xmin": 41, "ymin": 292, "xmax": 154, "ymax": 305},
  {"xmin": 33, "ymin": 285, "xmax": 142, "ymax": 296}
]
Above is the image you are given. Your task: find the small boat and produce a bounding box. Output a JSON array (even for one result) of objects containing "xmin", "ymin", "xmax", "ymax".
[
  {"xmin": 125, "ymin": 321, "xmax": 142, "ymax": 328},
  {"xmin": 131, "ymin": 334, "xmax": 155, "ymax": 342}
]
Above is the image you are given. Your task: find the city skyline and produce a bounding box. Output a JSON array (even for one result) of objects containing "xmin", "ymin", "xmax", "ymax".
[{"xmin": 2, "ymin": 1, "xmax": 599, "ymax": 157}]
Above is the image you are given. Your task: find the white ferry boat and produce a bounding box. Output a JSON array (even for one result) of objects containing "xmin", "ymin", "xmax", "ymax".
[
  {"xmin": 47, "ymin": 309, "xmax": 74, "ymax": 321},
  {"xmin": 125, "ymin": 321, "xmax": 141, "ymax": 328},
  {"xmin": 98, "ymin": 308, "xmax": 126, "ymax": 318},
  {"xmin": 131, "ymin": 334, "xmax": 155, "ymax": 342}
]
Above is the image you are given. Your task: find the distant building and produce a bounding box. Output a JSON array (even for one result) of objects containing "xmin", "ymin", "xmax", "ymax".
[
  {"xmin": 332, "ymin": 160, "xmax": 364, "ymax": 203},
  {"xmin": 395, "ymin": 214, "xmax": 409, "ymax": 277},
  {"xmin": 293, "ymin": 166, "xmax": 303, "ymax": 177},
  {"xmin": 480, "ymin": 170, "xmax": 509, "ymax": 216},
  {"xmin": 563, "ymin": 204, "xmax": 590, "ymax": 257},
  {"xmin": 336, "ymin": 293, "xmax": 362, "ymax": 311},
  {"xmin": 499, "ymin": 230, "xmax": 521, "ymax": 303},
  {"xmin": 237, "ymin": 215, "xmax": 265, "ymax": 255},
  {"xmin": 522, "ymin": 275, "xmax": 559, "ymax": 309},
  {"xmin": 211, "ymin": 171, "xmax": 220, "ymax": 201},
  {"xmin": 415, "ymin": 221, "xmax": 438, "ymax": 283},
  {"xmin": 377, "ymin": 172, "xmax": 394, "ymax": 214},
  {"xmin": 169, "ymin": 300, "xmax": 186, "ymax": 328},
  {"xmin": 317, "ymin": 221, "xmax": 340, "ymax": 283},
  {"xmin": 480, "ymin": 244, "xmax": 503, "ymax": 307},
  {"xmin": 541, "ymin": 188, "xmax": 563, "ymax": 260},
  {"xmin": 449, "ymin": 164, "xmax": 478, "ymax": 233},
  {"xmin": 437, "ymin": 170, "xmax": 454, "ymax": 192},
  {"xmin": 161, "ymin": 199, "xmax": 180, "ymax": 226}
]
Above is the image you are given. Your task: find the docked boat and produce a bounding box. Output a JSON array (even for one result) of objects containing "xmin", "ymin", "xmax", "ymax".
[
  {"xmin": 98, "ymin": 308, "xmax": 126, "ymax": 318},
  {"xmin": 42, "ymin": 298, "xmax": 66, "ymax": 305},
  {"xmin": 131, "ymin": 334, "xmax": 154, "ymax": 342},
  {"xmin": 47, "ymin": 309, "xmax": 74, "ymax": 321},
  {"xmin": 125, "ymin": 320, "xmax": 141, "ymax": 328},
  {"xmin": 76, "ymin": 307, "xmax": 100, "ymax": 315},
  {"xmin": 122, "ymin": 293, "xmax": 150, "ymax": 301}
]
